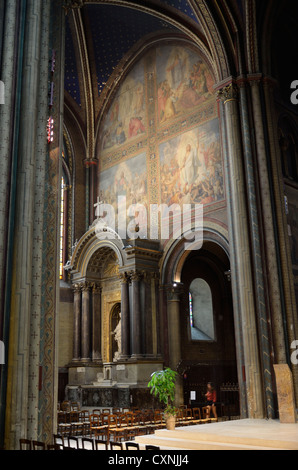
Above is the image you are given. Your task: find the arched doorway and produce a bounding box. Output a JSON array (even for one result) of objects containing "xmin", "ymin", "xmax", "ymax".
[{"xmin": 179, "ymin": 244, "xmax": 239, "ymax": 419}]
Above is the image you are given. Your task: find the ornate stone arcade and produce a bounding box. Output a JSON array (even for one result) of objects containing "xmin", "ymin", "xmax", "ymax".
[{"xmin": 65, "ymin": 227, "xmax": 164, "ymax": 408}]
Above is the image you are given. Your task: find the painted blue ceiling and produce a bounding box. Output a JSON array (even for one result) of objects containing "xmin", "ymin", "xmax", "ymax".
[
  {"xmin": 65, "ymin": 15, "xmax": 81, "ymax": 106},
  {"xmin": 64, "ymin": 1, "xmax": 200, "ymax": 105},
  {"xmin": 86, "ymin": 4, "xmax": 181, "ymax": 96},
  {"xmin": 158, "ymin": 0, "xmax": 199, "ymax": 23}
]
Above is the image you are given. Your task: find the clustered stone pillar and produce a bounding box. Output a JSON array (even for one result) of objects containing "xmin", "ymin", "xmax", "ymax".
[
  {"xmin": 131, "ymin": 271, "xmax": 142, "ymax": 359},
  {"xmin": 92, "ymin": 283, "xmax": 102, "ymax": 363},
  {"xmin": 2, "ymin": 0, "xmax": 56, "ymax": 450},
  {"xmin": 81, "ymin": 283, "xmax": 91, "ymax": 362},
  {"xmin": 119, "ymin": 269, "xmax": 160, "ymax": 361},
  {"xmin": 72, "ymin": 282, "xmax": 102, "ymax": 363},
  {"xmin": 218, "ymin": 82, "xmax": 264, "ymax": 419},
  {"xmin": 73, "ymin": 284, "xmax": 81, "ymax": 361}
]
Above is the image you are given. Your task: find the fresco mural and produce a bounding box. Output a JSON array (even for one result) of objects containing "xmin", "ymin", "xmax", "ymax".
[
  {"xmin": 159, "ymin": 119, "xmax": 224, "ymax": 207},
  {"xmin": 97, "ymin": 42, "xmax": 225, "ymax": 236},
  {"xmin": 99, "ymin": 152, "xmax": 148, "ymax": 216},
  {"xmin": 156, "ymin": 45, "xmax": 214, "ymax": 123},
  {"xmin": 100, "ymin": 60, "xmax": 146, "ymax": 151}
]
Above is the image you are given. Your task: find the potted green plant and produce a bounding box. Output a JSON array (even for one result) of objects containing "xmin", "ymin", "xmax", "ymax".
[{"xmin": 148, "ymin": 367, "xmax": 178, "ymax": 430}]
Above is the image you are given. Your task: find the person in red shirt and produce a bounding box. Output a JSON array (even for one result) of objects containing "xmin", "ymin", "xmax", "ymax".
[{"xmin": 205, "ymin": 382, "xmax": 218, "ymax": 420}]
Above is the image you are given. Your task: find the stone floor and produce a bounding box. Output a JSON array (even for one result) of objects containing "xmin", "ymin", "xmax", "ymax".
[{"xmin": 135, "ymin": 419, "xmax": 298, "ymax": 450}]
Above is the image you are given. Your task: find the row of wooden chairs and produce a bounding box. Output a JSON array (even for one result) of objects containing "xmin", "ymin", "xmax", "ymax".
[
  {"xmin": 175, "ymin": 407, "xmax": 213, "ymax": 426},
  {"xmin": 57, "ymin": 409, "xmax": 166, "ymax": 440},
  {"xmin": 53, "ymin": 435, "xmax": 160, "ymax": 451},
  {"xmin": 57, "ymin": 406, "xmax": 215, "ymax": 440},
  {"xmin": 20, "ymin": 439, "xmax": 60, "ymax": 450},
  {"xmin": 89, "ymin": 410, "xmax": 166, "ymax": 442}
]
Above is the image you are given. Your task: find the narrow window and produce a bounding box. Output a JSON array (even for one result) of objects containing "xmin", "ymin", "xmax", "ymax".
[{"xmin": 189, "ymin": 278, "xmax": 215, "ymax": 341}]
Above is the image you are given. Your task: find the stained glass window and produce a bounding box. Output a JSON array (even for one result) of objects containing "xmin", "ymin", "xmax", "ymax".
[{"xmin": 189, "ymin": 292, "xmax": 193, "ymax": 327}]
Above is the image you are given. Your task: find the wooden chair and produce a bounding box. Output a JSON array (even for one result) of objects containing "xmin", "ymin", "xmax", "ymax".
[
  {"xmin": 146, "ymin": 445, "xmax": 160, "ymax": 450},
  {"xmin": 201, "ymin": 406, "xmax": 212, "ymax": 423},
  {"xmin": 32, "ymin": 440, "xmax": 46, "ymax": 450},
  {"xmin": 68, "ymin": 436, "xmax": 79, "ymax": 449},
  {"xmin": 79, "ymin": 410, "xmax": 90, "ymax": 436},
  {"xmin": 47, "ymin": 443, "xmax": 61, "ymax": 450},
  {"xmin": 110, "ymin": 441, "xmax": 123, "ymax": 451},
  {"xmin": 70, "ymin": 410, "xmax": 83, "ymax": 436},
  {"xmin": 107, "ymin": 414, "xmax": 119, "ymax": 442},
  {"xmin": 95, "ymin": 438, "xmax": 109, "ymax": 450},
  {"xmin": 57, "ymin": 411, "xmax": 71, "ymax": 437},
  {"xmin": 109, "ymin": 413, "xmax": 128, "ymax": 442},
  {"xmin": 152, "ymin": 410, "xmax": 165, "ymax": 431},
  {"xmin": 82, "ymin": 437, "xmax": 95, "ymax": 450},
  {"xmin": 61, "ymin": 401, "xmax": 71, "ymax": 412},
  {"xmin": 89, "ymin": 413, "xmax": 108, "ymax": 440},
  {"xmin": 125, "ymin": 442, "xmax": 140, "ymax": 450},
  {"xmin": 102, "ymin": 408, "xmax": 111, "ymax": 414},
  {"xmin": 20, "ymin": 438, "xmax": 32, "ymax": 450},
  {"xmin": 177, "ymin": 407, "xmax": 193, "ymax": 426},
  {"xmin": 139, "ymin": 410, "xmax": 152, "ymax": 435},
  {"xmin": 53, "ymin": 434, "xmax": 64, "ymax": 447},
  {"xmin": 125, "ymin": 412, "xmax": 138, "ymax": 440},
  {"xmin": 192, "ymin": 408, "xmax": 203, "ymax": 425},
  {"xmin": 71, "ymin": 401, "xmax": 80, "ymax": 411}
]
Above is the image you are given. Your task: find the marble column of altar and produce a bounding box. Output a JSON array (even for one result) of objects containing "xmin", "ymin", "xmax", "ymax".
[{"xmin": 120, "ymin": 274, "xmax": 130, "ymax": 360}]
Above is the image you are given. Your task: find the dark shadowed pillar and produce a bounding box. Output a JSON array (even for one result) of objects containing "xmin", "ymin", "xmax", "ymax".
[
  {"xmin": 73, "ymin": 283, "xmax": 81, "ymax": 361},
  {"xmin": 130, "ymin": 271, "xmax": 142, "ymax": 359},
  {"xmin": 81, "ymin": 282, "xmax": 91, "ymax": 362},
  {"xmin": 92, "ymin": 283, "xmax": 102, "ymax": 363},
  {"xmin": 120, "ymin": 273, "xmax": 130, "ymax": 359}
]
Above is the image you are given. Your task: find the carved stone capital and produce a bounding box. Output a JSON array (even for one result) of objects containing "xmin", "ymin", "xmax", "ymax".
[
  {"xmin": 81, "ymin": 282, "xmax": 90, "ymax": 293},
  {"xmin": 91, "ymin": 282, "xmax": 102, "ymax": 294},
  {"xmin": 130, "ymin": 270, "xmax": 143, "ymax": 282},
  {"xmin": 119, "ymin": 272, "xmax": 130, "ymax": 284},
  {"xmin": 72, "ymin": 282, "xmax": 82, "ymax": 293},
  {"xmin": 217, "ymin": 83, "xmax": 239, "ymax": 104}
]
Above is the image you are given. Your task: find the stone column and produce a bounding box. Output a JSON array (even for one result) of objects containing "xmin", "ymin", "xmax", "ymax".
[
  {"xmin": 131, "ymin": 271, "xmax": 142, "ymax": 359},
  {"xmin": 27, "ymin": 0, "xmax": 52, "ymax": 441},
  {"xmin": 263, "ymin": 78, "xmax": 298, "ymax": 404},
  {"xmin": 167, "ymin": 285, "xmax": 183, "ymax": 405},
  {"xmin": 4, "ymin": 0, "xmax": 47, "ymax": 450},
  {"xmin": 73, "ymin": 283, "xmax": 81, "ymax": 361},
  {"xmin": 249, "ymin": 76, "xmax": 288, "ymax": 364},
  {"xmin": 120, "ymin": 273, "xmax": 130, "ymax": 359},
  {"xmin": 0, "ymin": 0, "xmax": 18, "ymax": 328},
  {"xmin": 81, "ymin": 283, "xmax": 91, "ymax": 362},
  {"xmin": 218, "ymin": 82, "xmax": 264, "ymax": 419},
  {"xmin": 238, "ymin": 79, "xmax": 275, "ymax": 418},
  {"xmin": 92, "ymin": 283, "xmax": 102, "ymax": 363}
]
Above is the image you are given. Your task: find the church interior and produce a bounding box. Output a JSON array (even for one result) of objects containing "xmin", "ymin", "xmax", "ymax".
[{"xmin": 0, "ymin": 0, "xmax": 298, "ymax": 451}]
